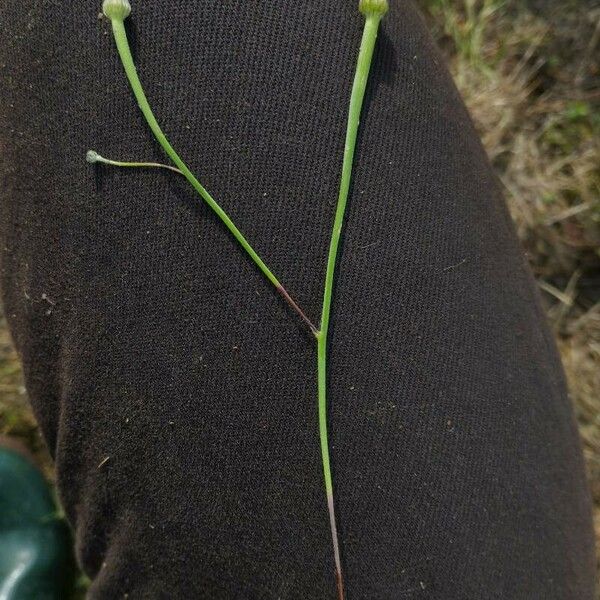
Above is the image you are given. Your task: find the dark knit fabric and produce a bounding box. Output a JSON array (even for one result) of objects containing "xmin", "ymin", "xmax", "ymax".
[{"xmin": 0, "ymin": 1, "xmax": 595, "ymax": 598}]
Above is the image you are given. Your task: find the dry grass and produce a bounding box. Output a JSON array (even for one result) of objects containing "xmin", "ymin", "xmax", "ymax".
[
  {"xmin": 0, "ymin": 320, "xmax": 39, "ymax": 444},
  {"xmin": 0, "ymin": 0, "xmax": 599, "ymax": 591}
]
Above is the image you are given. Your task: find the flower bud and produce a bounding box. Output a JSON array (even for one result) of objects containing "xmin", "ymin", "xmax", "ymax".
[
  {"xmin": 86, "ymin": 150, "xmax": 100, "ymax": 163},
  {"xmin": 102, "ymin": 0, "xmax": 131, "ymax": 21},
  {"xmin": 359, "ymin": 0, "xmax": 389, "ymax": 18}
]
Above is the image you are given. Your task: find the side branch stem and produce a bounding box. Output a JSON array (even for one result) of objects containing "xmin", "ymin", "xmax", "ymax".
[
  {"xmin": 91, "ymin": 154, "xmax": 183, "ymax": 174},
  {"xmin": 110, "ymin": 19, "xmax": 315, "ymax": 333}
]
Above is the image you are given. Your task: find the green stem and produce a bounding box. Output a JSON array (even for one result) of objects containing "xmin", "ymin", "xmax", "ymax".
[
  {"xmin": 108, "ymin": 18, "xmax": 317, "ymax": 335},
  {"xmin": 87, "ymin": 150, "xmax": 183, "ymax": 174},
  {"xmin": 105, "ymin": 3, "xmax": 387, "ymax": 598},
  {"xmin": 317, "ymin": 9, "xmax": 385, "ymax": 599}
]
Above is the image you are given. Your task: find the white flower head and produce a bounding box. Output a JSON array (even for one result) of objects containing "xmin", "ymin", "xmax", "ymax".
[{"xmin": 86, "ymin": 150, "xmax": 100, "ymax": 163}]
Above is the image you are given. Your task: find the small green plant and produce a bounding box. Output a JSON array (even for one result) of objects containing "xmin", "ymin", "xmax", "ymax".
[{"xmin": 95, "ymin": 0, "xmax": 388, "ymax": 596}]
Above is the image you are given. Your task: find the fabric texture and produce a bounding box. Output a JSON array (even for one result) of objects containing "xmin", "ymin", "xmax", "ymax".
[{"xmin": 0, "ymin": 1, "xmax": 595, "ymax": 598}]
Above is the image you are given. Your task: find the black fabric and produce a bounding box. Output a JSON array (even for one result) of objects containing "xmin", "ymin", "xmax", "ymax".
[{"xmin": 0, "ymin": 1, "xmax": 595, "ymax": 598}]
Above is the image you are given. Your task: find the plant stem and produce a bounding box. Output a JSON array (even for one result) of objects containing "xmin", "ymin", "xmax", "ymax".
[
  {"xmin": 105, "ymin": 4, "xmax": 387, "ymax": 598},
  {"xmin": 87, "ymin": 150, "xmax": 184, "ymax": 174},
  {"xmin": 108, "ymin": 18, "xmax": 317, "ymax": 335},
  {"xmin": 317, "ymin": 8, "xmax": 386, "ymax": 599}
]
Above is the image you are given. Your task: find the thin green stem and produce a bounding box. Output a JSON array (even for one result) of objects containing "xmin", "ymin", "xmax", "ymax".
[
  {"xmin": 87, "ymin": 150, "xmax": 183, "ymax": 174},
  {"xmin": 104, "ymin": 4, "xmax": 387, "ymax": 598},
  {"xmin": 317, "ymin": 9, "xmax": 385, "ymax": 600},
  {"xmin": 108, "ymin": 18, "xmax": 317, "ymax": 335}
]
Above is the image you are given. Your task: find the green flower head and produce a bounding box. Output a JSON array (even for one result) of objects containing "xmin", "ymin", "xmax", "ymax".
[
  {"xmin": 102, "ymin": 0, "xmax": 131, "ymax": 21},
  {"xmin": 359, "ymin": 0, "xmax": 389, "ymax": 17}
]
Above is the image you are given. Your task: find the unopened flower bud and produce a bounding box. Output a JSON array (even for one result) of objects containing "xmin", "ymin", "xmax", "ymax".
[
  {"xmin": 102, "ymin": 0, "xmax": 131, "ymax": 21},
  {"xmin": 359, "ymin": 0, "xmax": 389, "ymax": 18},
  {"xmin": 86, "ymin": 150, "xmax": 100, "ymax": 163}
]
